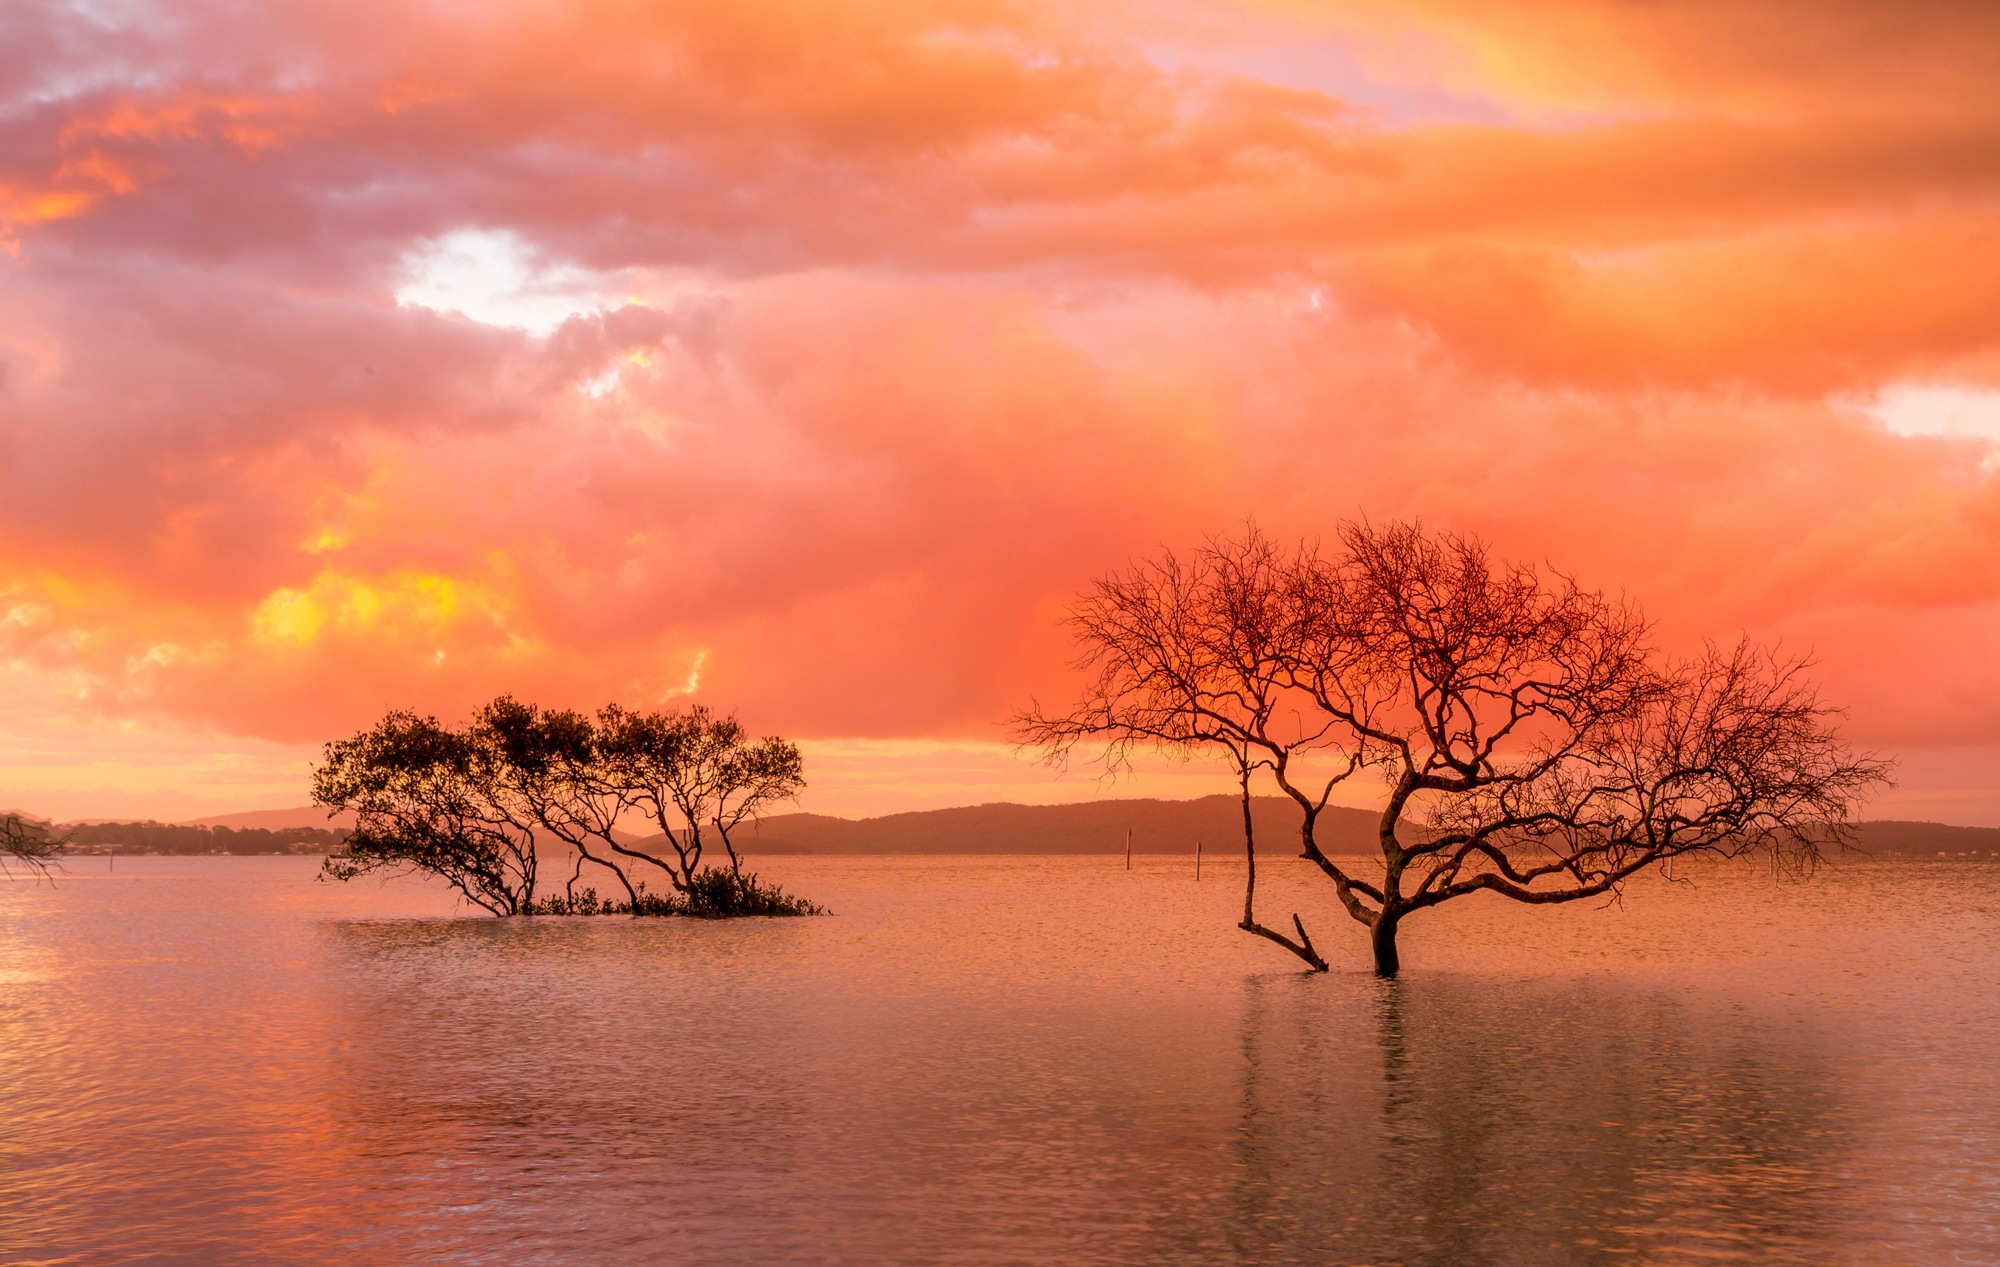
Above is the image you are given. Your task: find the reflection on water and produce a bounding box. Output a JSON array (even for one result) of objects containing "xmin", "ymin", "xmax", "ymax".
[
  {"xmin": 1223, "ymin": 977, "xmax": 1854, "ymax": 1265},
  {"xmin": 2, "ymin": 855, "xmax": 1998, "ymax": 1264}
]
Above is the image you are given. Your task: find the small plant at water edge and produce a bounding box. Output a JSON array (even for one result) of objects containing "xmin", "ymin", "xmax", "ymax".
[
  {"xmin": 522, "ymin": 873, "xmax": 824, "ymax": 918},
  {"xmin": 678, "ymin": 866, "xmax": 825, "ymax": 917}
]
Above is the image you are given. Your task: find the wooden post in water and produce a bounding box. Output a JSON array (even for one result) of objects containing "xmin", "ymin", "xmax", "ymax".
[
  {"xmin": 1125, "ymin": 828, "xmax": 1132, "ymax": 871},
  {"xmin": 1195, "ymin": 839, "xmax": 1201, "ymax": 880}
]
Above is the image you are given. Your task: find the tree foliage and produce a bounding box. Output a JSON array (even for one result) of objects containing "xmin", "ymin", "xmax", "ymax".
[
  {"xmin": 315, "ymin": 711, "xmax": 541, "ymax": 916},
  {"xmin": 1016, "ymin": 521, "xmax": 1891, "ymax": 975},
  {"xmin": 314, "ymin": 698, "xmax": 816, "ymax": 918}
]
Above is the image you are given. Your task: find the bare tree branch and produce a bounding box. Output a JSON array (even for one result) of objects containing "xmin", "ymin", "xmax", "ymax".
[
  {"xmin": 1016, "ymin": 519, "xmax": 1892, "ymax": 976},
  {"xmin": 0, "ymin": 814, "xmax": 66, "ymax": 879}
]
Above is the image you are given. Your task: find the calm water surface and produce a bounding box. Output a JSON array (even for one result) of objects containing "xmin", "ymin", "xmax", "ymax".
[{"xmin": 3, "ymin": 853, "xmax": 1998, "ymax": 1265}]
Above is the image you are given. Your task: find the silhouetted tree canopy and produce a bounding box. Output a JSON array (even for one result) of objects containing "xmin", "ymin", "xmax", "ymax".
[
  {"xmin": 597, "ymin": 703, "xmax": 806, "ymax": 887},
  {"xmin": 314, "ymin": 699, "xmax": 816, "ymax": 918},
  {"xmin": 1017, "ymin": 520, "xmax": 1892, "ymax": 976},
  {"xmin": 315, "ymin": 710, "xmax": 540, "ymax": 916}
]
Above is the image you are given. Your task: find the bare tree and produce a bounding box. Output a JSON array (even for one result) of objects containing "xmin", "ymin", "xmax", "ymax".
[
  {"xmin": 1018, "ymin": 521, "xmax": 1891, "ymax": 977},
  {"xmin": 0, "ymin": 813, "xmax": 66, "ymax": 877},
  {"xmin": 1015, "ymin": 531, "xmax": 1367, "ymax": 969}
]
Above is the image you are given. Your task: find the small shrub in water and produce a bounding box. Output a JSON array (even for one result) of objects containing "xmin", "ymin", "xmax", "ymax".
[
  {"xmin": 679, "ymin": 867, "xmax": 826, "ymax": 918},
  {"xmin": 629, "ymin": 885, "xmax": 679, "ymax": 917},
  {"xmin": 524, "ymin": 872, "xmax": 823, "ymax": 918},
  {"xmin": 527, "ymin": 887, "xmax": 608, "ymax": 916}
]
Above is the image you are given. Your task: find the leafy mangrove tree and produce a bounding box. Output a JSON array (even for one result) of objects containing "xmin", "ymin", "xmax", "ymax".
[
  {"xmin": 315, "ymin": 711, "xmax": 542, "ymax": 915},
  {"xmin": 315, "ymin": 699, "xmax": 820, "ymax": 917},
  {"xmin": 1016, "ymin": 521, "xmax": 1890, "ymax": 976}
]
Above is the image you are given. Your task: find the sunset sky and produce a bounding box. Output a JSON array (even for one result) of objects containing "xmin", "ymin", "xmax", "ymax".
[{"xmin": 2, "ymin": 0, "xmax": 1998, "ymax": 823}]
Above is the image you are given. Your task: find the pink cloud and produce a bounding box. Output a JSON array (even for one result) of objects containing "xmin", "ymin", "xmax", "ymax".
[{"xmin": 0, "ymin": 0, "xmax": 1995, "ymax": 819}]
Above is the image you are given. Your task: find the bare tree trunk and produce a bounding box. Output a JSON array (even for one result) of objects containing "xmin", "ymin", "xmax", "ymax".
[
  {"xmin": 1371, "ymin": 790, "xmax": 1410, "ymax": 977},
  {"xmin": 1371, "ymin": 911, "xmax": 1402, "ymax": 978},
  {"xmin": 517, "ymin": 837, "xmax": 537, "ymax": 912},
  {"xmin": 601, "ymin": 854, "xmax": 641, "ymax": 905},
  {"xmin": 568, "ymin": 838, "xmax": 640, "ymax": 905},
  {"xmin": 673, "ymin": 825, "xmax": 701, "ymax": 889},
  {"xmin": 1235, "ymin": 766, "xmax": 1328, "ymax": 971},
  {"xmin": 716, "ymin": 820, "xmax": 745, "ymax": 880},
  {"xmin": 1240, "ymin": 776, "xmax": 1257, "ymax": 927}
]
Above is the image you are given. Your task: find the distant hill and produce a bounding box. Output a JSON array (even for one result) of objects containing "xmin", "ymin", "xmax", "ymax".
[
  {"xmin": 61, "ymin": 820, "xmax": 347, "ymax": 856},
  {"xmin": 185, "ymin": 806, "xmax": 355, "ymax": 831},
  {"xmin": 101, "ymin": 798, "xmax": 2000, "ymax": 860},
  {"xmin": 735, "ymin": 801, "xmax": 2000, "ymax": 859},
  {"xmin": 1846, "ymin": 820, "xmax": 2000, "ymax": 858},
  {"xmin": 739, "ymin": 796, "xmax": 1385, "ymax": 855}
]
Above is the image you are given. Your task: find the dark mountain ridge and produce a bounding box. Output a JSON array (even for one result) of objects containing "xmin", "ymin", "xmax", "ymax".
[
  {"xmin": 739, "ymin": 795, "xmax": 1382, "ymax": 855},
  {"xmin": 736, "ymin": 800, "xmax": 2000, "ymax": 859},
  {"xmin": 42, "ymin": 799, "xmax": 1995, "ymax": 859}
]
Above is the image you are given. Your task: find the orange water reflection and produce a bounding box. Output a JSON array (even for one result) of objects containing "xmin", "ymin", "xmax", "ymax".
[{"xmin": 3, "ymin": 855, "xmax": 1997, "ymax": 1263}]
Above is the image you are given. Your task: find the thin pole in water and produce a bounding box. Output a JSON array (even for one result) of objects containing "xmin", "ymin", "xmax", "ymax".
[
  {"xmin": 1125, "ymin": 829, "xmax": 1132, "ymax": 871},
  {"xmin": 1196, "ymin": 839, "xmax": 1202, "ymax": 881}
]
